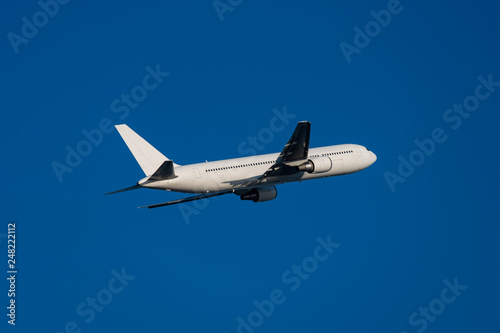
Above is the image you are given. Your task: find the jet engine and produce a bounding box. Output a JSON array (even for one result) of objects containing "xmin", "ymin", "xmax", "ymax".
[
  {"xmin": 296, "ymin": 156, "xmax": 332, "ymax": 174},
  {"xmin": 240, "ymin": 186, "xmax": 277, "ymax": 202}
]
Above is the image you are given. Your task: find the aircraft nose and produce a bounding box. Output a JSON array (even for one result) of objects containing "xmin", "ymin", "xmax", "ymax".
[
  {"xmin": 363, "ymin": 148, "xmax": 377, "ymax": 167},
  {"xmin": 369, "ymin": 151, "xmax": 377, "ymax": 164}
]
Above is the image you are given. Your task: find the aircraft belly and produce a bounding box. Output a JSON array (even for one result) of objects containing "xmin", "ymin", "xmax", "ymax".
[{"xmin": 167, "ymin": 169, "xmax": 261, "ymax": 193}]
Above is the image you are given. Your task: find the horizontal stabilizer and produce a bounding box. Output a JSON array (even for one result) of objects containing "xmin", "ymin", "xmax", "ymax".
[
  {"xmin": 104, "ymin": 184, "xmax": 142, "ymax": 195},
  {"xmin": 148, "ymin": 160, "xmax": 176, "ymax": 181}
]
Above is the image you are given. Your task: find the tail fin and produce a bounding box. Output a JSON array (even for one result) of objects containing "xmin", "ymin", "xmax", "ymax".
[{"xmin": 115, "ymin": 124, "xmax": 180, "ymax": 176}]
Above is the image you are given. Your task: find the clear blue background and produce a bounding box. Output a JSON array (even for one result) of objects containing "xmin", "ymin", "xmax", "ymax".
[{"xmin": 1, "ymin": 0, "xmax": 499, "ymax": 332}]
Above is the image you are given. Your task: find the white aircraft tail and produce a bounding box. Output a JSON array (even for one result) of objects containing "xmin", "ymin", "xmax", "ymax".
[{"xmin": 115, "ymin": 124, "xmax": 180, "ymax": 176}]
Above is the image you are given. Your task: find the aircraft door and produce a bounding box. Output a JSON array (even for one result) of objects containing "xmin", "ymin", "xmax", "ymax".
[{"xmin": 192, "ymin": 168, "xmax": 201, "ymax": 179}]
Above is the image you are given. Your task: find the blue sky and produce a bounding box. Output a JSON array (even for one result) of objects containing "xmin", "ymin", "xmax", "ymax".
[{"xmin": 1, "ymin": 0, "xmax": 499, "ymax": 332}]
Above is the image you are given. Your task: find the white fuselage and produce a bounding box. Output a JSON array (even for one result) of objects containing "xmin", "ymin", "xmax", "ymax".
[{"xmin": 139, "ymin": 144, "xmax": 377, "ymax": 194}]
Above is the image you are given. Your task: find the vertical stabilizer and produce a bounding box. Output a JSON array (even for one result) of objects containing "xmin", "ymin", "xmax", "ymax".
[{"xmin": 115, "ymin": 124, "xmax": 179, "ymax": 176}]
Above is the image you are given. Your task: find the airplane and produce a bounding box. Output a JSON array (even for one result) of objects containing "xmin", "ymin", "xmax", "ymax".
[{"xmin": 105, "ymin": 121, "xmax": 377, "ymax": 208}]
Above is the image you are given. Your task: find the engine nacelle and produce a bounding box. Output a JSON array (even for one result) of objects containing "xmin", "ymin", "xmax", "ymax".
[
  {"xmin": 297, "ymin": 156, "xmax": 332, "ymax": 174},
  {"xmin": 240, "ymin": 186, "xmax": 278, "ymax": 202}
]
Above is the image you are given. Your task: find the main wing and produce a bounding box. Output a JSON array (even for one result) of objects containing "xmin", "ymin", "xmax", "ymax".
[
  {"xmin": 260, "ymin": 121, "xmax": 311, "ymax": 179},
  {"xmin": 139, "ymin": 190, "xmax": 234, "ymax": 209}
]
